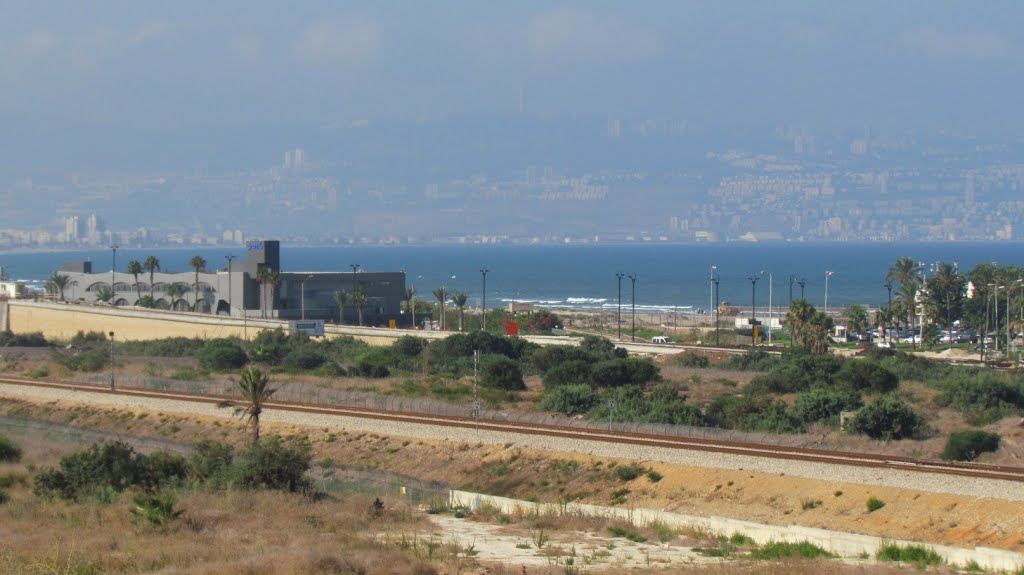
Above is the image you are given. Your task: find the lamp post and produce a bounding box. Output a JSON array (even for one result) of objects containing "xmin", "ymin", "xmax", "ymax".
[
  {"xmin": 615, "ymin": 272, "xmax": 625, "ymax": 340},
  {"xmin": 995, "ymin": 284, "xmax": 1004, "ymax": 354},
  {"xmin": 789, "ymin": 275, "xmax": 795, "ymax": 303},
  {"xmin": 984, "ymin": 283, "xmax": 993, "ymax": 360},
  {"xmin": 110, "ymin": 245, "xmax": 118, "ymax": 305},
  {"xmin": 884, "ymin": 282, "xmax": 893, "ymax": 345},
  {"xmin": 824, "ymin": 271, "xmax": 834, "ymax": 318},
  {"xmin": 480, "ymin": 267, "xmax": 489, "ymax": 331},
  {"xmin": 301, "ymin": 275, "xmax": 314, "ymax": 320},
  {"xmin": 108, "ymin": 331, "xmax": 115, "ymax": 391},
  {"xmin": 225, "ymin": 255, "xmax": 235, "ymax": 317},
  {"xmin": 712, "ymin": 274, "xmax": 720, "ymax": 345},
  {"xmin": 797, "ymin": 278, "xmax": 806, "ymax": 299},
  {"xmin": 709, "ymin": 265, "xmax": 716, "ymax": 318},
  {"xmin": 748, "ymin": 275, "xmax": 761, "ymax": 346},
  {"xmin": 767, "ymin": 271, "xmax": 774, "ymax": 344},
  {"xmin": 628, "ymin": 273, "xmax": 637, "ymax": 342}
]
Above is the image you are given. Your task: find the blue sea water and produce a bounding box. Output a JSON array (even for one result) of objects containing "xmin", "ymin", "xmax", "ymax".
[{"xmin": 2, "ymin": 243, "xmax": 1022, "ymax": 313}]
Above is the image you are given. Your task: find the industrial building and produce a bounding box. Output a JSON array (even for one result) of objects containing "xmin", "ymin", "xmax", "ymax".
[{"xmin": 58, "ymin": 240, "xmax": 407, "ymax": 325}]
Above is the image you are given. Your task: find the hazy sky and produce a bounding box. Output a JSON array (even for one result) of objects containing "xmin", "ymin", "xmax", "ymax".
[{"xmin": 3, "ymin": 1, "xmax": 1023, "ymax": 132}]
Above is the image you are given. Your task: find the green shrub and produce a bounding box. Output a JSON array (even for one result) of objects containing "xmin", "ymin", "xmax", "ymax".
[
  {"xmin": 876, "ymin": 543, "xmax": 943, "ymax": 565},
  {"xmin": 528, "ymin": 346, "xmax": 595, "ymax": 373},
  {"xmin": 539, "ymin": 384, "xmax": 600, "ymax": 415},
  {"xmin": 937, "ymin": 372, "xmax": 1024, "ymax": 416},
  {"xmin": 353, "ymin": 349, "xmax": 392, "ymax": 378},
  {"xmin": 719, "ymin": 349, "xmax": 779, "ymax": 371},
  {"xmin": 189, "ymin": 440, "xmax": 235, "ymax": 484},
  {"xmin": 542, "ymin": 360, "xmax": 593, "ymax": 389},
  {"xmin": 625, "ymin": 357, "xmax": 660, "ymax": 385},
  {"xmin": 847, "ymin": 397, "xmax": 924, "ymax": 440},
  {"xmin": 614, "ymin": 463, "xmax": 644, "ymax": 481},
  {"xmin": 792, "ymin": 387, "xmax": 863, "ymax": 423},
  {"xmin": 942, "ymin": 430, "xmax": 1001, "ymax": 461},
  {"xmin": 646, "ymin": 470, "xmax": 663, "ymax": 483},
  {"xmin": 282, "ymin": 348, "xmax": 326, "ymax": 370},
  {"xmin": 750, "ymin": 541, "xmax": 834, "ymax": 560},
  {"xmin": 866, "ymin": 496, "xmax": 885, "ymax": 512},
  {"xmin": 480, "ymin": 356, "xmax": 525, "ymax": 391},
  {"xmin": 391, "ymin": 335, "xmax": 426, "ymax": 357},
  {"xmin": 677, "ymin": 352, "xmax": 710, "ymax": 368},
  {"xmin": 52, "ymin": 348, "xmax": 109, "ymax": 372},
  {"xmin": 131, "ymin": 492, "xmax": 183, "ymax": 527},
  {"xmin": 33, "ymin": 442, "xmax": 188, "ymax": 500},
  {"xmin": 197, "ymin": 338, "xmax": 248, "ymax": 370},
  {"xmin": 590, "ymin": 360, "xmax": 633, "ymax": 388},
  {"xmin": 590, "ymin": 385, "xmax": 706, "ymax": 426},
  {"xmin": 0, "ymin": 330, "xmax": 48, "ymax": 347},
  {"xmin": 229, "ymin": 437, "xmax": 311, "ymax": 493},
  {"xmin": 706, "ymin": 394, "xmax": 804, "ymax": 434},
  {"xmin": 836, "ymin": 361, "xmax": 899, "ymax": 394},
  {"xmin": 0, "ymin": 489, "xmax": 8, "ymax": 504},
  {"xmin": 0, "ymin": 435, "xmax": 22, "ymax": 462},
  {"xmin": 119, "ymin": 337, "xmax": 205, "ymax": 357}
]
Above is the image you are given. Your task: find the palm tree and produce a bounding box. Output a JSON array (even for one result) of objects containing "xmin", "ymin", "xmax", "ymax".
[
  {"xmin": 451, "ymin": 292, "xmax": 468, "ymax": 331},
  {"xmin": 189, "ymin": 255, "xmax": 207, "ymax": 313},
  {"xmin": 844, "ymin": 304, "xmax": 869, "ymax": 336},
  {"xmin": 887, "ymin": 257, "xmax": 922, "ymax": 350},
  {"xmin": 126, "ymin": 260, "xmax": 143, "ymax": 302},
  {"xmin": 334, "ymin": 290, "xmax": 348, "ymax": 324},
  {"xmin": 166, "ymin": 282, "xmax": 187, "ymax": 310},
  {"xmin": 404, "ymin": 286, "xmax": 417, "ymax": 329},
  {"xmin": 805, "ymin": 311, "xmax": 834, "ymax": 354},
  {"xmin": 785, "ymin": 298, "xmax": 815, "ymax": 348},
  {"xmin": 351, "ymin": 287, "xmax": 368, "ymax": 326},
  {"xmin": 95, "ymin": 285, "xmax": 114, "ymax": 304},
  {"xmin": 235, "ymin": 366, "xmax": 277, "ymax": 445},
  {"xmin": 143, "ymin": 256, "xmax": 160, "ymax": 299},
  {"xmin": 432, "ymin": 287, "xmax": 447, "ymax": 330},
  {"xmin": 927, "ymin": 262, "xmax": 965, "ymax": 349},
  {"xmin": 256, "ymin": 267, "xmax": 279, "ymax": 319},
  {"xmin": 46, "ymin": 272, "xmax": 74, "ymax": 302}
]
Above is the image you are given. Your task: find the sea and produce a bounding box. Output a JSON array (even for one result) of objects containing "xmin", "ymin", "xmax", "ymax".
[{"xmin": 2, "ymin": 243, "xmax": 1022, "ymax": 314}]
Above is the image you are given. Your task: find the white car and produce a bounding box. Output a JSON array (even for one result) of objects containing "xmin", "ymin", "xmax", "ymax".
[
  {"xmin": 875, "ymin": 341, "xmax": 895, "ymax": 349},
  {"xmin": 900, "ymin": 334, "xmax": 921, "ymax": 344}
]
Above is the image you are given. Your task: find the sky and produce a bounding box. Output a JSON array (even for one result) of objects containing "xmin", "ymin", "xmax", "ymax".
[{"xmin": 3, "ymin": 1, "xmax": 1023, "ymax": 133}]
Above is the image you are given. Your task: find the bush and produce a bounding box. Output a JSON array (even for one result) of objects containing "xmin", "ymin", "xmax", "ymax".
[
  {"xmin": 229, "ymin": 437, "xmax": 311, "ymax": 493},
  {"xmin": 750, "ymin": 541, "xmax": 834, "ymax": 560},
  {"xmin": 866, "ymin": 496, "xmax": 886, "ymax": 512},
  {"xmin": 792, "ymin": 387, "xmax": 863, "ymax": 423},
  {"xmin": 706, "ymin": 394, "xmax": 804, "ymax": 434},
  {"xmin": 625, "ymin": 357, "xmax": 660, "ymax": 385},
  {"xmin": 247, "ymin": 328, "xmax": 292, "ymax": 365},
  {"xmin": 0, "ymin": 330, "xmax": 48, "ymax": 347},
  {"xmin": 589, "ymin": 385, "xmax": 706, "ymax": 426},
  {"xmin": 719, "ymin": 349, "xmax": 779, "ymax": 372},
  {"xmin": 119, "ymin": 337, "xmax": 206, "ymax": 357},
  {"xmin": 197, "ymin": 338, "xmax": 248, "ymax": 370},
  {"xmin": 539, "ymin": 384, "xmax": 600, "ymax": 415},
  {"xmin": 614, "ymin": 463, "xmax": 644, "ymax": 481},
  {"xmin": 846, "ymin": 397, "xmax": 924, "ymax": 440},
  {"xmin": 529, "ymin": 346, "xmax": 595, "ymax": 373},
  {"xmin": 542, "ymin": 360, "xmax": 592, "ymax": 389},
  {"xmin": 876, "ymin": 543, "xmax": 943, "ymax": 565},
  {"xmin": 590, "ymin": 360, "xmax": 633, "ymax": 388},
  {"xmin": 33, "ymin": 442, "xmax": 188, "ymax": 500},
  {"xmin": 0, "ymin": 435, "xmax": 22, "ymax": 462},
  {"xmin": 937, "ymin": 372, "xmax": 1024, "ymax": 416},
  {"xmin": 480, "ymin": 356, "xmax": 525, "ymax": 391},
  {"xmin": 189, "ymin": 440, "xmax": 235, "ymax": 484},
  {"xmin": 942, "ymin": 430, "xmax": 1001, "ymax": 461},
  {"xmin": 677, "ymin": 352, "xmax": 709, "ymax": 368},
  {"xmin": 836, "ymin": 361, "xmax": 899, "ymax": 394},
  {"xmin": 282, "ymin": 348, "xmax": 326, "ymax": 370},
  {"xmin": 578, "ymin": 335, "xmax": 625, "ymax": 360},
  {"xmin": 52, "ymin": 348, "xmax": 109, "ymax": 372},
  {"xmin": 391, "ymin": 335, "xmax": 426, "ymax": 357},
  {"xmin": 353, "ymin": 349, "xmax": 392, "ymax": 378}
]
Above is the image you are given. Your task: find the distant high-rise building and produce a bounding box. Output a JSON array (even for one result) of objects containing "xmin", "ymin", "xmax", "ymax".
[
  {"xmin": 284, "ymin": 147, "xmax": 306, "ymax": 169},
  {"xmin": 284, "ymin": 150, "xmax": 293, "ymax": 169},
  {"xmin": 64, "ymin": 216, "xmax": 80, "ymax": 243},
  {"xmin": 965, "ymin": 173, "xmax": 976, "ymax": 205}
]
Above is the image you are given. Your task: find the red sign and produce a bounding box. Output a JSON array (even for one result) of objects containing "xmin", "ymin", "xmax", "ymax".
[{"xmin": 506, "ymin": 322, "xmax": 519, "ymax": 335}]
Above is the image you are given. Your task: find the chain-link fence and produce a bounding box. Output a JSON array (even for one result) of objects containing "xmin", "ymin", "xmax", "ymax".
[
  {"xmin": 67, "ymin": 372, "xmax": 887, "ymax": 456},
  {"xmin": 0, "ymin": 414, "xmax": 192, "ymax": 454},
  {"xmin": 315, "ymin": 466, "xmax": 450, "ymax": 510}
]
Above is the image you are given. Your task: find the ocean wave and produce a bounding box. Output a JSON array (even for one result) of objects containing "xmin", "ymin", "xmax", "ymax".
[{"xmin": 566, "ymin": 297, "xmax": 608, "ymax": 303}]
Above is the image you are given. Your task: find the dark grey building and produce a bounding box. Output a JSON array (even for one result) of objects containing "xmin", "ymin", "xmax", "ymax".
[{"xmin": 60, "ymin": 240, "xmax": 407, "ymax": 325}]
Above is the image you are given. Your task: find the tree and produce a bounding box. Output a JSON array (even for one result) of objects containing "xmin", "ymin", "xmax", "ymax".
[
  {"xmin": 451, "ymin": 292, "xmax": 468, "ymax": 331},
  {"xmin": 189, "ymin": 255, "xmax": 207, "ymax": 313},
  {"xmin": 887, "ymin": 257, "xmax": 921, "ymax": 350},
  {"xmin": 785, "ymin": 298, "xmax": 815, "ymax": 349},
  {"xmin": 432, "ymin": 287, "xmax": 447, "ymax": 330},
  {"xmin": 94, "ymin": 285, "xmax": 113, "ymax": 304},
  {"xmin": 165, "ymin": 282, "xmax": 187, "ymax": 310},
  {"xmin": 127, "ymin": 260, "xmax": 144, "ymax": 302},
  {"xmin": 351, "ymin": 287, "xmax": 368, "ymax": 326},
  {"xmin": 333, "ymin": 290, "xmax": 348, "ymax": 324},
  {"xmin": 235, "ymin": 366, "xmax": 277, "ymax": 444},
  {"xmin": 844, "ymin": 304, "xmax": 869, "ymax": 336},
  {"xmin": 404, "ymin": 286, "xmax": 417, "ymax": 328},
  {"xmin": 46, "ymin": 272, "xmax": 74, "ymax": 302},
  {"xmin": 143, "ymin": 256, "xmax": 160, "ymax": 299},
  {"xmin": 804, "ymin": 311, "xmax": 833, "ymax": 354},
  {"xmin": 925, "ymin": 261, "xmax": 965, "ymax": 349}
]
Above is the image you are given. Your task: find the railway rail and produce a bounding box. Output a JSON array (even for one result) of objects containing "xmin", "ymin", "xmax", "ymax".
[{"xmin": 3, "ymin": 375, "xmax": 1024, "ymax": 484}]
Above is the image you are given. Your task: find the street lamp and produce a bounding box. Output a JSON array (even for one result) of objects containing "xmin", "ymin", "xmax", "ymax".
[
  {"xmin": 108, "ymin": 331, "xmax": 115, "ymax": 391},
  {"xmin": 480, "ymin": 268, "xmax": 489, "ymax": 331},
  {"xmin": 709, "ymin": 265, "xmax": 716, "ymax": 318},
  {"xmin": 789, "ymin": 275, "xmax": 795, "ymax": 303},
  {"xmin": 628, "ymin": 273, "xmax": 637, "ymax": 342},
  {"xmin": 712, "ymin": 274, "xmax": 720, "ymax": 345},
  {"xmin": 884, "ymin": 282, "xmax": 893, "ymax": 345},
  {"xmin": 797, "ymin": 277, "xmax": 806, "ymax": 299},
  {"xmin": 748, "ymin": 275, "xmax": 761, "ymax": 346},
  {"xmin": 301, "ymin": 274, "xmax": 314, "ymax": 320},
  {"xmin": 225, "ymin": 255, "xmax": 235, "ymax": 317},
  {"xmin": 766, "ymin": 271, "xmax": 774, "ymax": 344},
  {"xmin": 615, "ymin": 272, "xmax": 625, "ymax": 340},
  {"xmin": 824, "ymin": 271, "xmax": 834, "ymax": 318},
  {"xmin": 110, "ymin": 245, "xmax": 118, "ymax": 305}
]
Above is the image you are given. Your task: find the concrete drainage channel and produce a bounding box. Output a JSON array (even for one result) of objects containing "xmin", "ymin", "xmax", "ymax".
[{"xmin": 450, "ymin": 490, "xmax": 1024, "ymax": 571}]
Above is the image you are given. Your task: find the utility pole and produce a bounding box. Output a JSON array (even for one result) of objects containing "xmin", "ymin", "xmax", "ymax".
[
  {"xmin": 628, "ymin": 273, "xmax": 637, "ymax": 342},
  {"xmin": 480, "ymin": 268, "xmax": 489, "ymax": 331},
  {"xmin": 616, "ymin": 272, "xmax": 624, "ymax": 340},
  {"xmin": 225, "ymin": 255, "xmax": 235, "ymax": 317}
]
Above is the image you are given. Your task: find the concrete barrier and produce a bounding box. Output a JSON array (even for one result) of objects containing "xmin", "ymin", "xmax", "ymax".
[{"xmin": 449, "ymin": 490, "xmax": 1024, "ymax": 571}]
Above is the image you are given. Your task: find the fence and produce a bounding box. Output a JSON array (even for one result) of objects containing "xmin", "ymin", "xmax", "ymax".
[
  {"xmin": 0, "ymin": 414, "xmax": 192, "ymax": 454},
  {"xmin": 68, "ymin": 372, "xmax": 896, "ymax": 457}
]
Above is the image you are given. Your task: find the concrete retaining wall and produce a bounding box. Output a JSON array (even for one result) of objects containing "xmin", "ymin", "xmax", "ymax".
[{"xmin": 450, "ymin": 490, "xmax": 1024, "ymax": 571}]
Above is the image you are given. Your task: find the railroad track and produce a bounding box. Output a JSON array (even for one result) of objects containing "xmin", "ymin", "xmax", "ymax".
[{"xmin": 3, "ymin": 376, "xmax": 1024, "ymax": 484}]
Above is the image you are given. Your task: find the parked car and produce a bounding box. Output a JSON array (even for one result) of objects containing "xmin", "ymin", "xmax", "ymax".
[{"xmin": 875, "ymin": 341, "xmax": 895, "ymax": 349}]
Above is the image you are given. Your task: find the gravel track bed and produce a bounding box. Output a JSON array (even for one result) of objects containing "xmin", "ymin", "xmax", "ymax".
[{"xmin": 3, "ymin": 382, "xmax": 1022, "ymax": 502}]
